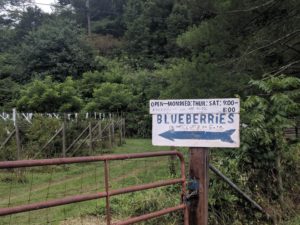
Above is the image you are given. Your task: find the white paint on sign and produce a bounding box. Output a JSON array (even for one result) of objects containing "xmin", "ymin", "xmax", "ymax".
[
  {"xmin": 150, "ymin": 99, "xmax": 240, "ymax": 114},
  {"xmin": 150, "ymin": 99, "xmax": 240, "ymax": 148}
]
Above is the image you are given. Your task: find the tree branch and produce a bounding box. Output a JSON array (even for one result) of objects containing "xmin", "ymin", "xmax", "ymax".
[
  {"xmin": 282, "ymin": 43, "xmax": 300, "ymax": 55},
  {"xmin": 273, "ymin": 60, "xmax": 300, "ymax": 75},
  {"xmin": 225, "ymin": 0, "xmax": 276, "ymax": 14},
  {"xmin": 218, "ymin": 30, "xmax": 300, "ymax": 68},
  {"xmin": 246, "ymin": 30, "xmax": 300, "ymax": 55}
]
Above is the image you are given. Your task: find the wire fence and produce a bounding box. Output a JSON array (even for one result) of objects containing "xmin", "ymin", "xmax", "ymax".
[
  {"xmin": 0, "ymin": 111, "xmax": 125, "ymax": 161},
  {"xmin": 0, "ymin": 153, "xmax": 185, "ymax": 225}
]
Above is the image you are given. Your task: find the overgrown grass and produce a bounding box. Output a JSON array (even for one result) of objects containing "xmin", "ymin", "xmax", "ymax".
[
  {"xmin": 0, "ymin": 139, "xmax": 182, "ymax": 225},
  {"xmin": 1, "ymin": 139, "xmax": 298, "ymax": 225},
  {"xmin": 285, "ymin": 215, "xmax": 300, "ymax": 225}
]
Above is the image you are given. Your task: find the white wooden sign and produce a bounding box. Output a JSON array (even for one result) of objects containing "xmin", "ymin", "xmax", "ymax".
[{"xmin": 150, "ymin": 99, "xmax": 240, "ymax": 148}]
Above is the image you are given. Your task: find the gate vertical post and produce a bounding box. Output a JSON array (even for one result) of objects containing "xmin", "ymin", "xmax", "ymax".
[
  {"xmin": 188, "ymin": 147, "xmax": 209, "ymax": 225},
  {"xmin": 104, "ymin": 160, "xmax": 111, "ymax": 225}
]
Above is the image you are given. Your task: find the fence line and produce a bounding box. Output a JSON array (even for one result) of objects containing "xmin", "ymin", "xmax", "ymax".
[
  {"xmin": 0, "ymin": 111, "xmax": 122, "ymax": 123},
  {"xmin": 0, "ymin": 110, "xmax": 126, "ymax": 160}
]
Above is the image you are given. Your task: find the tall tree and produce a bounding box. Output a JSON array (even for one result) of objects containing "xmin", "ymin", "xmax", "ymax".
[
  {"xmin": 0, "ymin": 0, "xmax": 34, "ymax": 26},
  {"xmin": 14, "ymin": 6, "xmax": 46, "ymax": 41},
  {"xmin": 123, "ymin": 0, "xmax": 176, "ymax": 67},
  {"xmin": 170, "ymin": 0, "xmax": 300, "ymax": 98},
  {"xmin": 58, "ymin": 0, "xmax": 126, "ymax": 36},
  {"xmin": 19, "ymin": 18, "xmax": 94, "ymax": 81}
]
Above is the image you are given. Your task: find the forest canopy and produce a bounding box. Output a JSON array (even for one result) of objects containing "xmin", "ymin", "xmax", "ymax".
[
  {"xmin": 0, "ymin": 1, "xmax": 299, "ymax": 223},
  {"xmin": 0, "ymin": 0, "xmax": 298, "ymax": 112}
]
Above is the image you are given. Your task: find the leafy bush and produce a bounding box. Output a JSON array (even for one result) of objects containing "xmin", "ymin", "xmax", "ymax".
[
  {"xmin": 239, "ymin": 75, "xmax": 300, "ymax": 222},
  {"xmin": 207, "ymin": 75, "xmax": 299, "ymax": 224},
  {"xmin": 17, "ymin": 76, "xmax": 83, "ymax": 112}
]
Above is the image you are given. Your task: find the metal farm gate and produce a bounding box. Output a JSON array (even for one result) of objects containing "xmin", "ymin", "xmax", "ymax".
[{"xmin": 0, "ymin": 151, "xmax": 188, "ymax": 225}]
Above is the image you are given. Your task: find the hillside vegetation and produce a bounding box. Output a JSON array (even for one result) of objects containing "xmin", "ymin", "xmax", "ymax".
[{"xmin": 0, "ymin": 0, "xmax": 299, "ymax": 224}]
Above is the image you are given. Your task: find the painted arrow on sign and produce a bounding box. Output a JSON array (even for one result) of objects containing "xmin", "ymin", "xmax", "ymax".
[{"xmin": 159, "ymin": 129, "xmax": 236, "ymax": 143}]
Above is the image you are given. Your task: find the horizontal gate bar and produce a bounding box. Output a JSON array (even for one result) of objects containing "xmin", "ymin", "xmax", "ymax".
[
  {"xmin": 0, "ymin": 178, "xmax": 184, "ymax": 216},
  {"xmin": 113, "ymin": 204, "xmax": 186, "ymax": 225},
  {"xmin": 0, "ymin": 193, "xmax": 105, "ymax": 216},
  {"xmin": 0, "ymin": 151, "xmax": 187, "ymax": 225},
  {"xmin": 0, "ymin": 151, "xmax": 184, "ymax": 168}
]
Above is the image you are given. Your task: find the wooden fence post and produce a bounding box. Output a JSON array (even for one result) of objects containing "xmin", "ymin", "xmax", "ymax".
[
  {"xmin": 62, "ymin": 114, "xmax": 66, "ymax": 157},
  {"xmin": 99, "ymin": 121, "xmax": 102, "ymax": 149},
  {"xmin": 119, "ymin": 119, "xmax": 122, "ymax": 145},
  {"xmin": 123, "ymin": 118, "xmax": 126, "ymax": 141},
  {"xmin": 13, "ymin": 108, "xmax": 22, "ymax": 160},
  {"xmin": 89, "ymin": 121, "xmax": 93, "ymax": 154},
  {"xmin": 111, "ymin": 120, "xmax": 115, "ymax": 146},
  {"xmin": 108, "ymin": 121, "xmax": 112, "ymax": 149},
  {"xmin": 188, "ymin": 147, "xmax": 209, "ymax": 225}
]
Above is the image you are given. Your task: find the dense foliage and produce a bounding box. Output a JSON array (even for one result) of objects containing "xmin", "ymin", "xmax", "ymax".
[{"xmin": 0, "ymin": 0, "xmax": 299, "ymax": 224}]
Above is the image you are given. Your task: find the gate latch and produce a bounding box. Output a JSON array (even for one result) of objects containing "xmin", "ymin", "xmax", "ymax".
[{"xmin": 184, "ymin": 179, "xmax": 199, "ymax": 203}]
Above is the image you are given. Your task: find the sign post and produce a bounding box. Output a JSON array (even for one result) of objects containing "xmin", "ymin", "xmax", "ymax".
[
  {"xmin": 189, "ymin": 147, "xmax": 209, "ymax": 225},
  {"xmin": 150, "ymin": 99, "xmax": 240, "ymax": 225}
]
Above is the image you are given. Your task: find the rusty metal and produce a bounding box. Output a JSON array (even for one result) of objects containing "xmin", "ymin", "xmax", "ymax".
[
  {"xmin": 209, "ymin": 164, "xmax": 267, "ymax": 215},
  {"xmin": 0, "ymin": 179, "xmax": 184, "ymax": 216},
  {"xmin": 188, "ymin": 148, "xmax": 209, "ymax": 225},
  {"xmin": 0, "ymin": 151, "xmax": 187, "ymax": 225},
  {"xmin": 104, "ymin": 160, "xmax": 111, "ymax": 225},
  {"xmin": 0, "ymin": 151, "xmax": 183, "ymax": 168},
  {"xmin": 0, "ymin": 192, "xmax": 106, "ymax": 216},
  {"xmin": 113, "ymin": 204, "xmax": 186, "ymax": 225}
]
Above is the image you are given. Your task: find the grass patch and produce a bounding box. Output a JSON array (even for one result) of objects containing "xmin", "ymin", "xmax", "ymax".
[
  {"xmin": 284, "ymin": 214, "xmax": 300, "ymax": 225},
  {"xmin": 0, "ymin": 139, "xmax": 183, "ymax": 225}
]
